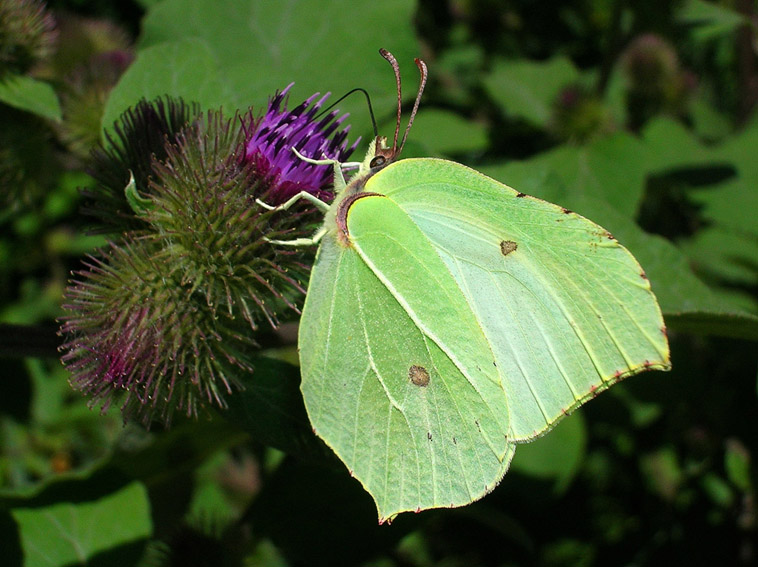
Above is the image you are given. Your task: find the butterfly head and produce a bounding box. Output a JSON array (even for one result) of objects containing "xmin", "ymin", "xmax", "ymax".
[{"xmin": 352, "ymin": 135, "xmax": 396, "ymax": 178}]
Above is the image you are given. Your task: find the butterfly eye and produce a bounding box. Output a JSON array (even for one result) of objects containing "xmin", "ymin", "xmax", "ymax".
[{"xmin": 370, "ymin": 155, "xmax": 386, "ymax": 168}]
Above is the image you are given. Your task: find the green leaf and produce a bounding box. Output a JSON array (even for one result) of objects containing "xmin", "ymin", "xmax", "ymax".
[
  {"xmin": 101, "ymin": 38, "xmax": 229, "ymax": 132},
  {"xmin": 122, "ymin": 0, "xmax": 419, "ymax": 137},
  {"xmin": 480, "ymin": 132, "xmax": 649, "ymax": 216},
  {"xmin": 107, "ymin": 420, "xmax": 246, "ymax": 485},
  {"xmin": 542, "ymin": 193, "xmax": 758, "ymax": 340},
  {"xmin": 246, "ymin": 459, "xmax": 405, "ymax": 564},
  {"xmin": 690, "ymin": 98, "xmax": 732, "ymax": 141},
  {"xmin": 602, "ymin": 65, "xmax": 629, "ymax": 127},
  {"xmin": 701, "ymin": 473, "xmax": 734, "ymax": 508},
  {"xmin": 11, "ymin": 482, "xmax": 151, "ymax": 567},
  {"xmin": 411, "ymin": 108, "xmax": 489, "ymax": 156},
  {"xmin": 681, "ymin": 219, "xmax": 758, "ymax": 288},
  {"xmin": 223, "ymin": 356, "xmax": 336, "ymax": 463},
  {"xmin": 640, "ymin": 447, "xmax": 682, "ymax": 502},
  {"xmin": 713, "ymin": 112, "xmax": 758, "ymax": 170},
  {"xmin": 678, "ymin": 0, "xmax": 748, "ymax": 41},
  {"xmin": 483, "ymin": 56, "xmax": 580, "ymax": 127},
  {"xmin": 641, "ymin": 117, "xmax": 719, "ymax": 174},
  {"xmin": 644, "ymin": 117, "xmax": 758, "ymax": 308},
  {"xmin": 0, "ymin": 75, "xmax": 61, "ymax": 122},
  {"xmin": 123, "ymin": 171, "xmax": 156, "ymax": 217},
  {"xmin": 724, "ymin": 439, "xmax": 752, "ymax": 492}
]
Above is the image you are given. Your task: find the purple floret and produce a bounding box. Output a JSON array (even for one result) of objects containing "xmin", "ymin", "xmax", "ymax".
[{"xmin": 243, "ymin": 84, "xmax": 359, "ymax": 204}]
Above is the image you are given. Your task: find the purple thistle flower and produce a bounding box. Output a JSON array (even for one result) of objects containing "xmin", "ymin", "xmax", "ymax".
[{"xmin": 243, "ymin": 84, "xmax": 359, "ymax": 204}]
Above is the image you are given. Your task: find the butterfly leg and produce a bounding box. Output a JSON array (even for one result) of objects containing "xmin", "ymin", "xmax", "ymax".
[
  {"xmin": 265, "ymin": 226, "xmax": 327, "ymax": 247},
  {"xmin": 254, "ymin": 181, "xmax": 330, "ymax": 247},
  {"xmin": 256, "ymin": 145, "xmax": 351, "ymax": 212},
  {"xmin": 291, "ymin": 147, "xmax": 354, "ymax": 194},
  {"xmin": 255, "ymin": 191, "xmax": 330, "ymax": 213},
  {"xmin": 256, "ymin": 147, "xmax": 353, "ymax": 246}
]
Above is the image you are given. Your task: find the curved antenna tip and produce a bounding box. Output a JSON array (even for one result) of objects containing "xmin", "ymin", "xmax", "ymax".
[
  {"xmin": 379, "ymin": 49, "xmax": 403, "ymax": 152},
  {"xmin": 399, "ymin": 56, "xmax": 428, "ymax": 153},
  {"xmin": 376, "ymin": 50, "xmax": 428, "ymax": 157}
]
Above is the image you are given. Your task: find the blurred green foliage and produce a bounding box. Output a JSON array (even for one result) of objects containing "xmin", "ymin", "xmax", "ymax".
[{"xmin": 1, "ymin": 0, "xmax": 757, "ymax": 565}]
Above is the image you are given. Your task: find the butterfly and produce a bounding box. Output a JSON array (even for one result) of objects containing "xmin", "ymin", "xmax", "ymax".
[{"xmin": 260, "ymin": 49, "xmax": 670, "ymax": 523}]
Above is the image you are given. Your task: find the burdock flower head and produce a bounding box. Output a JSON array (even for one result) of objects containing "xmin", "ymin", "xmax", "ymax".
[
  {"xmin": 82, "ymin": 96, "xmax": 202, "ymax": 234},
  {"xmin": 550, "ymin": 84, "xmax": 614, "ymax": 143},
  {"xmin": 621, "ymin": 34, "xmax": 696, "ymax": 128},
  {"xmin": 60, "ymin": 239, "xmax": 256, "ymax": 423},
  {"xmin": 61, "ymin": 88, "xmax": 357, "ymax": 424},
  {"xmin": 0, "ymin": 0, "xmax": 56, "ymax": 78}
]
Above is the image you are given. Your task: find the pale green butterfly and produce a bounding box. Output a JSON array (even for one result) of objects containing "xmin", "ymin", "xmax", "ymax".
[{"xmin": 260, "ymin": 49, "xmax": 670, "ymax": 523}]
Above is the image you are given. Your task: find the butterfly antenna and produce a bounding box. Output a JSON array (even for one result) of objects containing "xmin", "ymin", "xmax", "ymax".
[
  {"xmin": 314, "ymin": 87, "xmax": 378, "ymax": 138},
  {"xmin": 379, "ymin": 48, "xmax": 403, "ymax": 151},
  {"xmin": 399, "ymin": 57, "xmax": 428, "ymax": 153}
]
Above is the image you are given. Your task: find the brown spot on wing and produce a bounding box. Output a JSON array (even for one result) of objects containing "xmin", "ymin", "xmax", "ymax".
[
  {"xmin": 500, "ymin": 240, "xmax": 518, "ymax": 256},
  {"xmin": 409, "ymin": 364, "xmax": 430, "ymax": 387}
]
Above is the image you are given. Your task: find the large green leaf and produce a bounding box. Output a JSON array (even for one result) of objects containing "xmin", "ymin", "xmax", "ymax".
[
  {"xmin": 11, "ymin": 482, "xmax": 151, "ymax": 567},
  {"xmin": 101, "ymin": 38, "xmax": 229, "ymax": 131},
  {"xmin": 586, "ymin": 200, "xmax": 758, "ymax": 338},
  {"xmin": 411, "ymin": 108, "xmax": 489, "ymax": 156},
  {"xmin": 682, "ymin": 174, "xmax": 758, "ymax": 292},
  {"xmin": 553, "ymin": 193, "xmax": 758, "ymax": 339},
  {"xmin": 677, "ymin": 0, "xmax": 748, "ymax": 41},
  {"xmin": 641, "ymin": 117, "xmax": 723, "ymax": 174},
  {"xmin": 104, "ymin": 0, "xmax": 418, "ymax": 136},
  {"xmin": 643, "ymin": 117, "xmax": 758, "ymax": 309}
]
